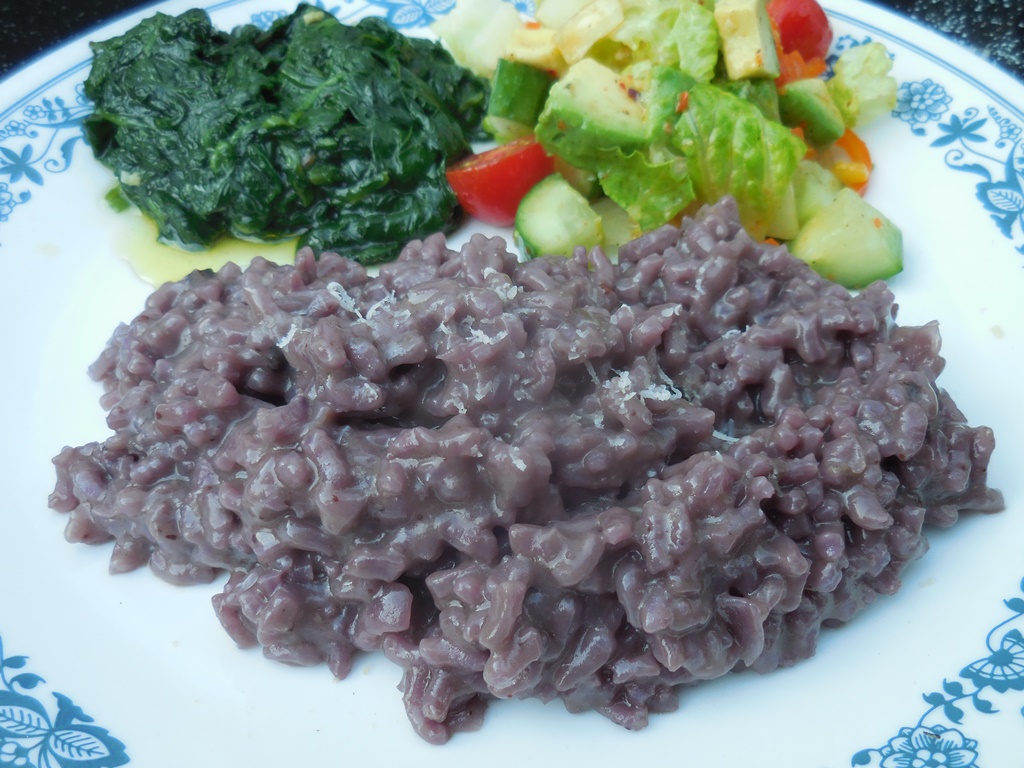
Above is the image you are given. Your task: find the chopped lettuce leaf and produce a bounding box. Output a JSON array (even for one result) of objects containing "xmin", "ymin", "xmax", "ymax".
[
  {"xmin": 714, "ymin": 76, "xmax": 781, "ymax": 122},
  {"xmin": 826, "ymin": 42, "xmax": 898, "ymax": 128},
  {"xmin": 643, "ymin": 66, "xmax": 698, "ymax": 143},
  {"xmin": 670, "ymin": 1, "xmax": 720, "ymax": 82},
  {"xmin": 598, "ymin": 146, "xmax": 695, "ymax": 230},
  {"xmin": 672, "ymin": 83, "xmax": 807, "ymax": 238},
  {"xmin": 609, "ymin": 0, "xmax": 681, "ymax": 64},
  {"xmin": 602, "ymin": 0, "xmax": 719, "ymax": 81},
  {"xmin": 535, "ymin": 60, "xmax": 696, "ymax": 231}
]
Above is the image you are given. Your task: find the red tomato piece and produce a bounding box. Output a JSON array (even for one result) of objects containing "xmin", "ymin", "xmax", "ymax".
[
  {"xmin": 445, "ymin": 137, "xmax": 555, "ymax": 226},
  {"xmin": 767, "ymin": 0, "xmax": 833, "ymax": 62}
]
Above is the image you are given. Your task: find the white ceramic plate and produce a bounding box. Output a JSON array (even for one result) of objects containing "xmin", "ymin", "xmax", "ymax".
[{"xmin": 2, "ymin": 1, "xmax": 1022, "ymax": 766}]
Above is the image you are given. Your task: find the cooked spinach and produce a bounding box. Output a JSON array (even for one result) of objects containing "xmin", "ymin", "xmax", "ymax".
[{"xmin": 83, "ymin": 5, "xmax": 488, "ymax": 264}]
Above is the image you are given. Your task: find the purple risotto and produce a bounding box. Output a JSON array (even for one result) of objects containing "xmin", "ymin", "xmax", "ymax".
[{"xmin": 50, "ymin": 199, "xmax": 1002, "ymax": 742}]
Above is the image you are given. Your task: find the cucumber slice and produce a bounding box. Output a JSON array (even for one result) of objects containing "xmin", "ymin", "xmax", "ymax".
[
  {"xmin": 788, "ymin": 187, "xmax": 903, "ymax": 288},
  {"xmin": 514, "ymin": 174, "xmax": 604, "ymax": 259},
  {"xmin": 792, "ymin": 159, "xmax": 843, "ymax": 227},
  {"xmin": 591, "ymin": 196, "xmax": 640, "ymax": 256},
  {"xmin": 484, "ymin": 59, "xmax": 555, "ymax": 143},
  {"xmin": 764, "ymin": 183, "xmax": 799, "ymax": 241}
]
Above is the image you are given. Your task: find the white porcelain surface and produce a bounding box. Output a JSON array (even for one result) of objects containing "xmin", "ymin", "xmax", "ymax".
[{"xmin": 0, "ymin": 2, "xmax": 1021, "ymax": 766}]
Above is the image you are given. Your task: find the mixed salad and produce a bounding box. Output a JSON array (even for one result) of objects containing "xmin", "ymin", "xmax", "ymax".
[{"xmin": 437, "ymin": 0, "xmax": 902, "ymax": 288}]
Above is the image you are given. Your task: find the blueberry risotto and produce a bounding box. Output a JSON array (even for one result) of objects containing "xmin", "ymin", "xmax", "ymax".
[{"xmin": 50, "ymin": 199, "xmax": 1002, "ymax": 743}]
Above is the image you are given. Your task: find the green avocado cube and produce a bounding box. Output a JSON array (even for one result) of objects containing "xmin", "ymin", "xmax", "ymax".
[
  {"xmin": 779, "ymin": 78, "xmax": 847, "ymax": 146},
  {"xmin": 536, "ymin": 57, "xmax": 647, "ymax": 167}
]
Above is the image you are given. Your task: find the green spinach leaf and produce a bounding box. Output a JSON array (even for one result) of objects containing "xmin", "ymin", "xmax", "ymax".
[{"xmin": 83, "ymin": 5, "xmax": 488, "ymax": 264}]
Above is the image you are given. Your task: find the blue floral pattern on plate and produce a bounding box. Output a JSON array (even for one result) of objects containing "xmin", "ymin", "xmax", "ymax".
[
  {"xmin": 0, "ymin": 84, "xmax": 89, "ymax": 230},
  {"xmin": 868, "ymin": 725, "xmax": 979, "ymax": 768},
  {"xmin": 0, "ymin": 635, "xmax": 128, "ymax": 768},
  {"xmin": 894, "ymin": 79, "xmax": 952, "ymax": 128},
  {"xmin": 892, "ymin": 76, "xmax": 1024, "ymax": 254},
  {"xmin": 852, "ymin": 579, "xmax": 1024, "ymax": 766},
  {"xmin": 806, "ymin": 31, "xmax": 1024, "ymax": 259},
  {"xmin": 250, "ymin": 0, "xmax": 532, "ymax": 29},
  {"xmin": 252, "ymin": 0, "xmax": 458, "ymax": 29}
]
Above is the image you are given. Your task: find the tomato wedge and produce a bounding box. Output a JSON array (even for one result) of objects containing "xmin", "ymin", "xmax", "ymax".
[
  {"xmin": 767, "ymin": 0, "xmax": 833, "ymax": 62},
  {"xmin": 446, "ymin": 137, "xmax": 555, "ymax": 226}
]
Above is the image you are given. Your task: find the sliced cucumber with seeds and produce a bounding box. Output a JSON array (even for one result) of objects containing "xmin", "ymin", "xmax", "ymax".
[{"xmin": 514, "ymin": 174, "xmax": 603, "ymax": 259}]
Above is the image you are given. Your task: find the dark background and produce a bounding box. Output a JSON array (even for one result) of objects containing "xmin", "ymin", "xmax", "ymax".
[{"xmin": 1, "ymin": 0, "xmax": 1022, "ymax": 80}]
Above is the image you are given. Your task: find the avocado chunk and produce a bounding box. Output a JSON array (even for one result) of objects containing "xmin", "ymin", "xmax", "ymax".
[
  {"xmin": 788, "ymin": 187, "xmax": 903, "ymax": 288},
  {"xmin": 535, "ymin": 57, "xmax": 647, "ymax": 167},
  {"xmin": 714, "ymin": 0, "xmax": 780, "ymax": 80},
  {"xmin": 779, "ymin": 78, "xmax": 847, "ymax": 146}
]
